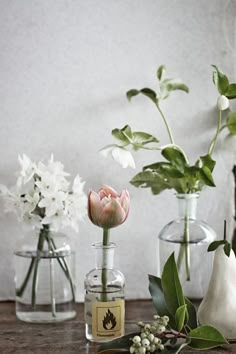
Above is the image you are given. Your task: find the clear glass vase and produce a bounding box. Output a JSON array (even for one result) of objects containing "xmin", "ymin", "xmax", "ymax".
[
  {"xmin": 84, "ymin": 242, "xmax": 125, "ymax": 343},
  {"xmin": 158, "ymin": 193, "xmax": 216, "ymax": 300},
  {"xmin": 14, "ymin": 226, "xmax": 76, "ymax": 322}
]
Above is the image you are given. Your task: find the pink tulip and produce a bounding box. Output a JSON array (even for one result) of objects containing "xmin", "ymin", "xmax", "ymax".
[{"xmin": 88, "ymin": 185, "xmax": 130, "ymax": 229}]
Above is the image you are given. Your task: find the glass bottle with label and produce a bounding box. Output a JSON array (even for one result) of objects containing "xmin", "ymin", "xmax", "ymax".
[{"xmin": 84, "ymin": 242, "xmax": 125, "ymax": 343}]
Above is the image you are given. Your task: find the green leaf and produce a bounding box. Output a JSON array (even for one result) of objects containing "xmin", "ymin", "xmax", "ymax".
[
  {"xmin": 148, "ymin": 275, "xmax": 176, "ymax": 329},
  {"xmin": 208, "ymin": 240, "xmax": 231, "ymax": 257},
  {"xmin": 189, "ymin": 325, "xmax": 228, "ymax": 350},
  {"xmin": 227, "ymin": 112, "xmax": 236, "ymax": 135},
  {"xmin": 130, "ymin": 171, "xmax": 171, "ymax": 195},
  {"xmin": 212, "ymin": 65, "xmax": 229, "ymax": 95},
  {"xmin": 157, "ymin": 65, "xmax": 166, "ymax": 80},
  {"xmin": 200, "ymin": 166, "xmax": 215, "ymax": 187},
  {"xmin": 132, "ymin": 131, "xmax": 159, "ymax": 150},
  {"xmin": 200, "ymin": 154, "xmax": 216, "ymax": 172},
  {"xmin": 224, "ymin": 242, "xmax": 232, "ymax": 257},
  {"xmin": 126, "ymin": 89, "xmax": 140, "ymax": 101},
  {"xmin": 140, "ymin": 88, "xmax": 157, "ymax": 103},
  {"xmin": 175, "ymin": 304, "xmax": 187, "ymax": 332},
  {"xmin": 97, "ymin": 332, "xmax": 138, "ymax": 353},
  {"xmin": 161, "ymin": 253, "xmax": 185, "ymax": 317},
  {"xmin": 143, "ymin": 162, "xmax": 184, "ymax": 178},
  {"xmin": 225, "ymin": 83, "xmax": 236, "ymax": 99},
  {"xmin": 112, "ymin": 127, "xmax": 130, "ymax": 145},
  {"xmin": 161, "ymin": 147, "xmax": 188, "ymax": 171},
  {"xmin": 160, "ymin": 78, "xmax": 189, "ymax": 99},
  {"xmin": 184, "ymin": 297, "xmax": 197, "ymax": 330}
]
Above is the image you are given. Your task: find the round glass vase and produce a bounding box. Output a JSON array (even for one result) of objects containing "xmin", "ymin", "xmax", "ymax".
[
  {"xmin": 158, "ymin": 193, "xmax": 216, "ymax": 300},
  {"xmin": 84, "ymin": 242, "xmax": 125, "ymax": 343},
  {"xmin": 14, "ymin": 226, "xmax": 76, "ymax": 322}
]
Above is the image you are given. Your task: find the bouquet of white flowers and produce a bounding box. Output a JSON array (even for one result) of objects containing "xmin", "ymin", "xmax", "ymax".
[{"xmin": 0, "ymin": 154, "xmax": 87, "ymax": 321}]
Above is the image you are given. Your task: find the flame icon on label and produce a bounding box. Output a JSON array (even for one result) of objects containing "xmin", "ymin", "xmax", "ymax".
[{"xmin": 102, "ymin": 309, "xmax": 117, "ymax": 330}]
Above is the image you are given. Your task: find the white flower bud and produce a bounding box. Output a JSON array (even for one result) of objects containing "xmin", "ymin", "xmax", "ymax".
[
  {"xmin": 141, "ymin": 338, "xmax": 150, "ymax": 348},
  {"xmin": 159, "ymin": 344, "xmax": 165, "ymax": 351},
  {"xmin": 217, "ymin": 95, "xmax": 229, "ymax": 111},
  {"xmin": 133, "ymin": 335, "xmax": 141, "ymax": 344},
  {"xmin": 144, "ymin": 324, "xmax": 151, "ymax": 331},
  {"xmin": 156, "ymin": 325, "xmax": 165, "ymax": 334},
  {"xmin": 138, "ymin": 347, "xmax": 146, "ymax": 354},
  {"xmin": 130, "ymin": 345, "xmax": 136, "ymax": 354},
  {"xmin": 141, "ymin": 332, "xmax": 147, "ymax": 339},
  {"xmin": 150, "ymin": 344, "xmax": 156, "ymax": 353},
  {"xmin": 154, "ymin": 337, "xmax": 160, "ymax": 344},
  {"xmin": 163, "ymin": 316, "xmax": 169, "ymax": 323},
  {"xmin": 148, "ymin": 333, "xmax": 155, "ymax": 342}
]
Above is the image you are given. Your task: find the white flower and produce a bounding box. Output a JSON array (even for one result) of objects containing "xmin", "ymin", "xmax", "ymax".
[
  {"xmin": 17, "ymin": 154, "xmax": 37, "ymax": 187},
  {"xmin": 41, "ymin": 210, "xmax": 66, "ymax": 232},
  {"xmin": 100, "ymin": 145, "xmax": 136, "ymax": 169},
  {"xmin": 39, "ymin": 190, "xmax": 67, "ymax": 217},
  {"xmin": 217, "ymin": 95, "xmax": 229, "ymax": 111},
  {"xmin": 0, "ymin": 155, "xmax": 87, "ymax": 233}
]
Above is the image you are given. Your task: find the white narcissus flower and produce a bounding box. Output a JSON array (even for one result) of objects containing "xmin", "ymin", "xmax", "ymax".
[
  {"xmin": 0, "ymin": 155, "xmax": 87, "ymax": 233},
  {"xmin": 100, "ymin": 145, "xmax": 136, "ymax": 169},
  {"xmin": 217, "ymin": 95, "xmax": 229, "ymax": 111},
  {"xmin": 38, "ymin": 190, "xmax": 67, "ymax": 217}
]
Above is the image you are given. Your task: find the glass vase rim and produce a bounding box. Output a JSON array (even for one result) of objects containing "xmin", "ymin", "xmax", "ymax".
[
  {"xmin": 92, "ymin": 241, "xmax": 116, "ymax": 249},
  {"xmin": 175, "ymin": 192, "xmax": 200, "ymax": 200}
]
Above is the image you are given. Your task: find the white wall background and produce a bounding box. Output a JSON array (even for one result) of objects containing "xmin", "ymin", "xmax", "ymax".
[{"xmin": 0, "ymin": 0, "xmax": 236, "ymax": 301}]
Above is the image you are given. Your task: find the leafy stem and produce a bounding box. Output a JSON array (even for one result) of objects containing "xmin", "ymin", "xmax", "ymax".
[
  {"xmin": 208, "ymin": 109, "xmax": 222, "ymax": 156},
  {"xmin": 156, "ymin": 102, "xmax": 175, "ymax": 144}
]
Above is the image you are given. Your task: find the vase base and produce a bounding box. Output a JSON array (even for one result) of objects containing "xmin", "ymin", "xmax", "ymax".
[{"xmin": 16, "ymin": 310, "xmax": 76, "ymax": 323}]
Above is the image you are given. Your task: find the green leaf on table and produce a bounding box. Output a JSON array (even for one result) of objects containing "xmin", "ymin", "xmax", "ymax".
[
  {"xmin": 189, "ymin": 325, "xmax": 228, "ymax": 350},
  {"xmin": 212, "ymin": 65, "xmax": 229, "ymax": 95},
  {"xmin": 157, "ymin": 64, "xmax": 166, "ymax": 80},
  {"xmin": 161, "ymin": 253, "xmax": 185, "ymax": 317},
  {"xmin": 227, "ymin": 112, "xmax": 236, "ymax": 135},
  {"xmin": 161, "ymin": 146, "xmax": 188, "ymax": 171},
  {"xmin": 200, "ymin": 166, "xmax": 215, "ymax": 187},
  {"xmin": 208, "ymin": 240, "xmax": 232, "ymax": 257},
  {"xmin": 175, "ymin": 304, "xmax": 187, "ymax": 332},
  {"xmin": 148, "ymin": 275, "xmax": 176, "ymax": 329},
  {"xmin": 97, "ymin": 332, "xmax": 138, "ymax": 353},
  {"xmin": 200, "ymin": 154, "xmax": 216, "ymax": 172},
  {"xmin": 184, "ymin": 297, "xmax": 197, "ymax": 330},
  {"xmin": 225, "ymin": 83, "xmax": 236, "ymax": 99}
]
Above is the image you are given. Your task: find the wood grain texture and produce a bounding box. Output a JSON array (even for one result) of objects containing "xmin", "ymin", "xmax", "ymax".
[{"xmin": 0, "ymin": 301, "xmax": 233, "ymax": 354}]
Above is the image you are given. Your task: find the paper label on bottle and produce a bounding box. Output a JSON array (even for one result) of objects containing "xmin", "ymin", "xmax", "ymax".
[{"xmin": 92, "ymin": 299, "xmax": 124, "ymax": 339}]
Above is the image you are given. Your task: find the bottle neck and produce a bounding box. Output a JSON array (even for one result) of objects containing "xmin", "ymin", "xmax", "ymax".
[
  {"xmin": 176, "ymin": 193, "xmax": 199, "ymax": 219},
  {"xmin": 93, "ymin": 242, "xmax": 116, "ymax": 269}
]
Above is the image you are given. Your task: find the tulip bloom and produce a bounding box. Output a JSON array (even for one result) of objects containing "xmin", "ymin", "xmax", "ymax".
[{"xmin": 88, "ymin": 185, "xmax": 130, "ymax": 229}]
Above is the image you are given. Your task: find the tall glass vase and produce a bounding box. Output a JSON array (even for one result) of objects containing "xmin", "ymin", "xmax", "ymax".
[
  {"xmin": 14, "ymin": 226, "xmax": 76, "ymax": 322},
  {"xmin": 158, "ymin": 193, "xmax": 216, "ymax": 299},
  {"xmin": 84, "ymin": 242, "xmax": 125, "ymax": 343}
]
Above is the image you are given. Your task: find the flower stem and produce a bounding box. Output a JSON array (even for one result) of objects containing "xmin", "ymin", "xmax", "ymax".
[
  {"xmin": 156, "ymin": 103, "xmax": 175, "ymax": 144},
  {"xmin": 208, "ymin": 109, "xmax": 222, "ymax": 156},
  {"xmin": 47, "ymin": 236, "xmax": 75, "ymax": 301},
  {"xmin": 101, "ymin": 228, "xmax": 110, "ymax": 302},
  {"xmin": 31, "ymin": 226, "xmax": 48, "ymax": 308},
  {"xmin": 177, "ymin": 207, "xmax": 190, "ymax": 281},
  {"xmin": 49, "ymin": 257, "xmax": 56, "ymax": 317}
]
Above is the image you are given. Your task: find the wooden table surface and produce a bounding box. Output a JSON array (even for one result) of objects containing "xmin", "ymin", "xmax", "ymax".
[{"xmin": 0, "ymin": 300, "xmax": 234, "ymax": 354}]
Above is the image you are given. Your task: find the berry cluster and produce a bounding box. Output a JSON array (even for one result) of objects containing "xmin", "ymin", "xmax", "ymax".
[{"xmin": 129, "ymin": 315, "xmax": 169, "ymax": 353}]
